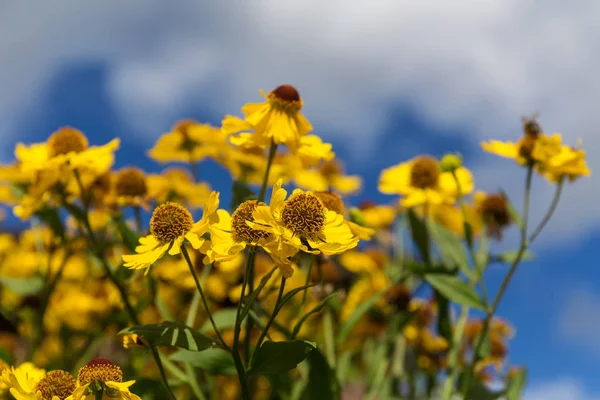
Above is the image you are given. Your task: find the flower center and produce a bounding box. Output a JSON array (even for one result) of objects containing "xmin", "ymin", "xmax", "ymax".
[
  {"xmin": 268, "ymin": 84, "xmax": 302, "ymax": 112},
  {"xmin": 358, "ymin": 200, "xmax": 377, "ymax": 210},
  {"xmin": 281, "ymin": 193, "xmax": 326, "ymax": 237},
  {"xmin": 150, "ymin": 202, "xmax": 194, "ymax": 244},
  {"xmin": 410, "ymin": 156, "xmax": 440, "ymax": 189},
  {"xmin": 231, "ymin": 200, "xmax": 271, "ymax": 243},
  {"xmin": 114, "ymin": 167, "xmax": 148, "ymax": 197},
  {"xmin": 522, "ymin": 116, "xmax": 542, "ymax": 138},
  {"xmin": 319, "ymin": 160, "xmax": 343, "ymax": 178},
  {"xmin": 385, "ymin": 283, "xmax": 411, "ymax": 312},
  {"xmin": 47, "ymin": 127, "xmax": 89, "ymax": 157},
  {"xmin": 173, "ymin": 119, "xmax": 201, "ymax": 151},
  {"xmin": 314, "ymin": 191, "xmax": 345, "ymax": 214},
  {"xmin": 78, "ymin": 358, "xmax": 123, "ymax": 385},
  {"xmin": 479, "ymin": 193, "xmax": 511, "ymax": 228},
  {"xmin": 35, "ymin": 370, "xmax": 76, "ymax": 400}
]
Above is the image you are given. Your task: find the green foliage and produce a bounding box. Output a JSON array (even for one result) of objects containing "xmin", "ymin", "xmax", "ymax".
[
  {"xmin": 249, "ymin": 340, "xmax": 316, "ymax": 376},
  {"xmin": 119, "ymin": 321, "xmax": 221, "ymax": 351}
]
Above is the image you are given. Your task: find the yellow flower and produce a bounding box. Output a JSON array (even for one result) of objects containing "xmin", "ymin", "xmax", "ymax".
[
  {"xmin": 148, "ymin": 120, "xmax": 228, "ymax": 163},
  {"xmin": 291, "ymin": 159, "xmax": 361, "ymax": 195},
  {"xmin": 312, "ymin": 191, "xmax": 375, "ymax": 241},
  {"xmin": 72, "ymin": 358, "xmax": 140, "ymax": 400},
  {"xmin": 218, "ymin": 146, "xmax": 290, "ymax": 185},
  {"xmin": 379, "ymin": 155, "xmax": 473, "ymax": 207},
  {"xmin": 223, "ymin": 84, "xmax": 313, "ymax": 149},
  {"xmin": 107, "ymin": 167, "xmax": 149, "ymax": 208},
  {"xmin": 147, "ymin": 167, "xmax": 211, "ymax": 209},
  {"xmin": 532, "ymin": 135, "xmax": 590, "ymax": 182},
  {"xmin": 424, "ymin": 202, "xmax": 483, "ymax": 239},
  {"xmin": 205, "ymin": 200, "xmax": 298, "ymax": 277},
  {"xmin": 15, "ymin": 127, "xmax": 119, "ymax": 175},
  {"xmin": 122, "ymin": 192, "xmax": 220, "ymax": 273},
  {"xmin": 250, "ymin": 180, "xmax": 359, "ymax": 259},
  {"xmin": 0, "ymin": 362, "xmax": 48, "ymax": 400}
]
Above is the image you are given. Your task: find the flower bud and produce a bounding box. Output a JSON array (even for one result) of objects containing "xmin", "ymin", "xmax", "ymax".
[{"xmin": 439, "ymin": 153, "xmax": 463, "ymax": 172}]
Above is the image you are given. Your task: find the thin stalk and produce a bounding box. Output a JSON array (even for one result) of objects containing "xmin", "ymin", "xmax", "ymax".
[
  {"xmin": 528, "ymin": 177, "xmax": 564, "ymax": 245},
  {"xmin": 180, "ymin": 246, "xmax": 229, "ymax": 351},
  {"xmin": 254, "ymin": 276, "xmax": 287, "ymax": 350},
  {"xmin": 463, "ymin": 166, "xmax": 534, "ymax": 396},
  {"xmin": 133, "ymin": 206, "xmax": 143, "ymax": 233},
  {"xmin": 72, "ymin": 170, "xmax": 176, "ymax": 400}
]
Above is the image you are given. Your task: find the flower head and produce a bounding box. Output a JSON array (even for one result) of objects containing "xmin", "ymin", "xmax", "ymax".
[
  {"xmin": 72, "ymin": 358, "xmax": 140, "ymax": 400},
  {"xmin": 35, "ymin": 370, "xmax": 76, "ymax": 400},
  {"xmin": 378, "ymin": 155, "xmax": 473, "ymax": 207},
  {"xmin": 122, "ymin": 192, "xmax": 220, "ymax": 273}
]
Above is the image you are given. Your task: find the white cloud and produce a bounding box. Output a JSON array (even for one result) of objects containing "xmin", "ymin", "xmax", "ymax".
[
  {"xmin": 525, "ymin": 379, "xmax": 600, "ymax": 400},
  {"xmin": 557, "ymin": 288, "xmax": 600, "ymax": 354},
  {"xmin": 0, "ymin": 0, "xmax": 598, "ymax": 245}
]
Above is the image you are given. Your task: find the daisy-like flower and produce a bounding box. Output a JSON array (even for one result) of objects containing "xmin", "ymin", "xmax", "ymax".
[
  {"xmin": 206, "ymin": 200, "xmax": 298, "ymax": 277},
  {"xmin": 291, "ymin": 159, "xmax": 362, "ymax": 195},
  {"xmin": 532, "ymin": 135, "xmax": 590, "ymax": 183},
  {"xmin": 107, "ymin": 167, "xmax": 149, "ymax": 208},
  {"xmin": 250, "ymin": 180, "xmax": 359, "ymax": 258},
  {"xmin": 222, "ymin": 84, "xmax": 313, "ymax": 149},
  {"xmin": 378, "ymin": 155, "xmax": 474, "ymax": 208},
  {"xmin": 122, "ymin": 191, "xmax": 220, "ymax": 273},
  {"xmin": 313, "ymin": 191, "xmax": 375, "ymax": 241},
  {"xmin": 15, "ymin": 127, "xmax": 119, "ymax": 175},
  {"xmin": 1, "ymin": 363, "xmax": 75, "ymax": 400},
  {"xmin": 148, "ymin": 120, "xmax": 229, "ymax": 163},
  {"xmin": 71, "ymin": 358, "xmax": 140, "ymax": 400}
]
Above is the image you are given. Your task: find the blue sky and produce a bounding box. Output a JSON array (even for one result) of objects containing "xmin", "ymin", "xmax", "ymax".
[{"xmin": 1, "ymin": 2, "xmax": 599, "ymax": 398}]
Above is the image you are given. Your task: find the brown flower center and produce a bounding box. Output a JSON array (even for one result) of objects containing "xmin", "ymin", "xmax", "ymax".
[
  {"xmin": 479, "ymin": 193, "xmax": 511, "ymax": 228},
  {"xmin": 281, "ymin": 193, "xmax": 326, "ymax": 237},
  {"xmin": 150, "ymin": 202, "xmax": 194, "ymax": 244},
  {"xmin": 77, "ymin": 358, "xmax": 123, "ymax": 385},
  {"xmin": 35, "ymin": 370, "xmax": 76, "ymax": 400},
  {"xmin": 410, "ymin": 156, "xmax": 440, "ymax": 189},
  {"xmin": 114, "ymin": 167, "xmax": 148, "ymax": 197},
  {"xmin": 522, "ymin": 116, "xmax": 542, "ymax": 138},
  {"xmin": 385, "ymin": 283, "xmax": 411, "ymax": 312},
  {"xmin": 231, "ymin": 200, "xmax": 271, "ymax": 243},
  {"xmin": 314, "ymin": 191, "xmax": 345, "ymax": 214},
  {"xmin": 47, "ymin": 127, "xmax": 89, "ymax": 157},
  {"xmin": 319, "ymin": 160, "xmax": 343, "ymax": 178},
  {"xmin": 269, "ymin": 85, "xmax": 302, "ymax": 112}
]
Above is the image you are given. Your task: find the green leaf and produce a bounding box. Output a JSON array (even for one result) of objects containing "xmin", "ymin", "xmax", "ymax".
[
  {"xmin": 112, "ymin": 215, "xmax": 140, "ymax": 252},
  {"xmin": 170, "ymin": 348, "xmax": 236, "ymax": 375},
  {"xmin": 119, "ymin": 321, "xmax": 221, "ymax": 351},
  {"xmin": 200, "ymin": 308, "xmax": 237, "ymax": 334},
  {"xmin": 424, "ymin": 274, "xmax": 485, "ymax": 310},
  {"xmin": 36, "ymin": 207, "xmax": 65, "ymax": 240},
  {"xmin": 497, "ymin": 250, "xmax": 535, "ymax": 264},
  {"xmin": 336, "ymin": 287, "xmax": 389, "ymax": 345},
  {"xmin": 302, "ymin": 349, "xmax": 341, "ymax": 400},
  {"xmin": 506, "ymin": 368, "xmax": 528, "ymax": 400},
  {"xmin": 0, "ymin": 276, "xmax": 44, "ymax": 296},
  {"xmin": 130, "ymin": 378, "xmax": 169, "ymax": 399},
  {"xmin": 475, "ymin": 234, "xmax": 490, "ymax": 275},
  {"xmin": 503, "ymin": 194, "xmax": 523, "ymax": 229},
  {"xmin": 249, "ymin": 340, "xmax": 316, "ymax": 376},
  {"xmin": 434, "ymin": 290, "xmax": 453, "ymax": 342},
  {"xmin": 407, "ymin": 209, "xmax": 430, "ymax": 264},
  {"xmin": 458, "ymin": 374, "xmax": 505, "ymax": 400},
  {"xmin": 231, "ymin": 180, "xmax": 257, "ymax": 211},
  {"xmin": 428, "ymin": 220, "xmax": 474, "ymax": 281}
]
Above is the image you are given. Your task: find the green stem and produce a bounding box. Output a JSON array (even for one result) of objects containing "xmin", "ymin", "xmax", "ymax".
[
  {"xmin": 257, "ymin": 141, "xmax": 278, "ymax": 202},
  {"xmin": 72, "ymin": 170, "xmax": 176, "ymax": 400},
  {"xmin": 463, "ymin": 166, "xmax": 534, "ymax": 396},
  {"xmin": 133, "ymin": 206, "xmax": 143, "ymax": 234},
  {"xmin": 528, "ymin": 177, "xmax": 564, "ymax": 245},
  {"xmin": 323, "ymin": 307, "xmax": 336, "ymax": 368},
  {"xmin": 254, "ymin": 276, "xmax": 287, "ymax": 350},
  {"xmin": 180, "ymin": 245, "xmax": 230, "ymax": 351}
]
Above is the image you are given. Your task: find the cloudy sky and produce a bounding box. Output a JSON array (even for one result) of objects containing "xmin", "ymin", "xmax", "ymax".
[{"xmin": 2, "ymin": 1, "xmax": 598, "ymax": 398}]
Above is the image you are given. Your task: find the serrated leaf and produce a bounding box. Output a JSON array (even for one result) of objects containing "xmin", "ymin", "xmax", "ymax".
[
  {"xmin": 424, "ymin": 274, "xmax": 485, "ymax": 310},
  {"xmin": 200, "ymin": 309, "xmax": 237, "ymax": 334},
  {"xmin": 170, "ymin": 348, "xmax": 236, "ymax": 375},
  {"xmin": 407, "ymin": 209, "xmax": 430, "ymax": 264},
  {"xmin": 506, "ymin": 368, "xmax": 527, "ymax": 400},
  {"xmin": 249, "ymin": 340, "xmax": 316, "ymax": 376},
  {"xmin": 0, "ymin": 276, "xmax": 44, "ymax": 296},
  {"xmin": 428, "ymin": 220, "xmax": 474, "ymax": 281},
  {"xmin": 302, "ymin": 349, "xmax": 340, "ymax": 400},
  {"xmin": 336, "ymin": 287, "xmax": 389, "ymax": 345},
  {"xmin": 112, "ymin": 215, "xmax": 140, "ymax": 252},
  {"xmin": 119, "ymin": 321, "xmax": 221, "ymax": 351}
]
